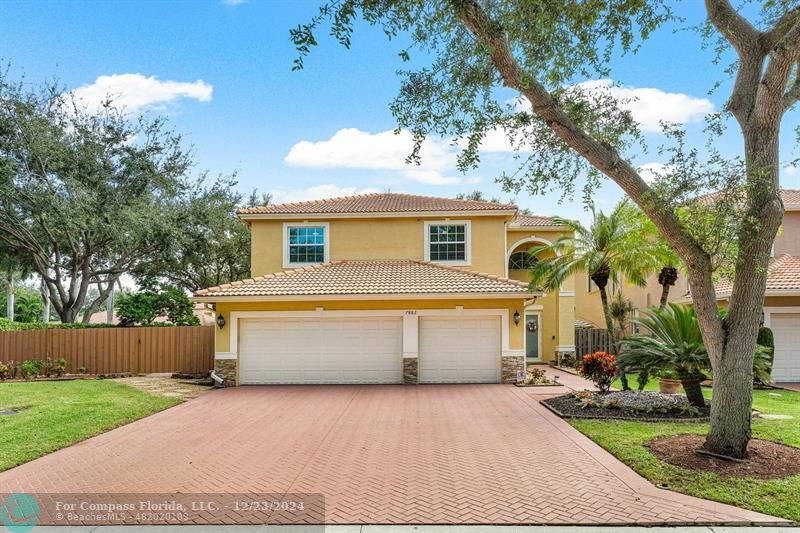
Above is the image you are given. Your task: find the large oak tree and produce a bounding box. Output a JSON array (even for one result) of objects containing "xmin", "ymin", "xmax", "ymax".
[
  {"xmin": 0, "ymin": 77, "xmax": 192, "ymax": 323},
  {"xmin": 292, "ymin": 0, "xmax": 799, "ymax": 458}
]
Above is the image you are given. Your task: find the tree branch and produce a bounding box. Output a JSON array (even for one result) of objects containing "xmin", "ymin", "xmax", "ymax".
[
  {"xmin": 452, "ymin": 0, "xmax": 709, "ymax": 269},
  {"xmin": 704, "ymin": 0, "xmax": 760, "ymax": 55},
  {"xmin": 783, "ymin": 63, "xmax": 800, "ymax": 110},
  {"xmin": 761, "ymin": 7, "xmax": 800, "ymax": 50},
  {"xmin": 758, "ymin": 22, "xmax": 800, "ymax": 122}
]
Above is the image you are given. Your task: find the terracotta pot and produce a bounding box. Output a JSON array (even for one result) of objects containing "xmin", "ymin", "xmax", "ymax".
[{"xmin": 659, "ymin": 378, "xmax": 682, "ymax": 394}]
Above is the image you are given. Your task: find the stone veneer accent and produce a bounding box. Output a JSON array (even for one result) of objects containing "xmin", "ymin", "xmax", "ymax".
[
  {"xmin": 214, "ymin": 359, "xmax": 237, "ymax": 387},
  {"xmin": 403, "ymin": 357, "xmax": 418, "ymax": 384},
  {"xmin": 501, "ymin": 356, "xmax": 525, "ymax": 384}
]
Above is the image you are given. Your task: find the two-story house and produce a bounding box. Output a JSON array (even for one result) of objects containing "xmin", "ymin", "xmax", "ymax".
[{"xmin": 194, "ymin": 193, "xmax": 576, "ymax": 386}]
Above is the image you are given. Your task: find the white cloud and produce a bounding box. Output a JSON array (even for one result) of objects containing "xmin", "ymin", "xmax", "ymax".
[
  {"xmin": 270, "ymin": 184, "xmax": 381, "ymax": 204},
  {"xmin": 223, "ymin": 0, "xmax": 246, "ymax": 5},
  {"xmin": 514, "ymin": 80, "xmax": 714, "ymax": 134},
  {"xmin": 471, "ymin": 127, "xmax": 518, "ymax": 153},
  {"xmin": 285, "ymin": 128, "xmax": 479, "ymax": 185},
  {"xmin": 637, "ymin": 162, "xmax": 673, "ymax": 183},
  {"xmin": 69, "ymin": 74, "xmax": 213, "ymax": 115}
]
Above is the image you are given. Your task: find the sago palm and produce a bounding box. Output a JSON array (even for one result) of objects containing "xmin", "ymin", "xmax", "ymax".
[{"xmin": 619, "ymin": 304, "xmax": 710, "ymax": 407}]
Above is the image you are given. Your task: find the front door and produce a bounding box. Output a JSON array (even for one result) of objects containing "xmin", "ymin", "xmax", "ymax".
[{"xmin": 525, "ymin": 314, "xmax": 539, "ymax": 360}]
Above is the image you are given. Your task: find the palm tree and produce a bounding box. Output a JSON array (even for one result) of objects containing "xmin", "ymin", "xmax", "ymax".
[
  {"xmin": 629, "ymin": 211, "xmax": 683, "ymax": 309},
  {"xmin": 619, "ymin": 304, "xmax": 710, "ymax": 407},
  {"xmin": 528, "ymin": 200, "xmax": 663, "ymax": 389}
]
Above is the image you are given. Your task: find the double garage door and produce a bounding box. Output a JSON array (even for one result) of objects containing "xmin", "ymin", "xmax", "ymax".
[{"xmin": 238, "ymin": 315, "xmax": 501, "ymax": 384}]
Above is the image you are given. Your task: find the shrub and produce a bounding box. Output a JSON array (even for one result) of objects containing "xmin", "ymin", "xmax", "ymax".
[
  {"xmin": 0, "ymin": 287, "xmax": 44, "ymax": 323},
  {"xmin": 754, "ymin": 326, "xmax": 774, "ymax": 387},
  {"xmin": 579, "ymin": 351, "xmax": 617, "ymax": 393},
  {"xmin": 116, "ymin": 285, "xmax": 199, "ymax": 326},
  {"xmin": 21, "ymin": 359, "xmax": 42, "ymax": 378},
  {"xmin": 77, "ymin": 366, "xmax": 89, "ymax": 375},
  {"xmin": 757, "ymin": 326, "xmax": 774, "ymax": 348},
  {"xmin": 0, "ymin": 362, "xmax": 9, "ymax": 380},
  {"xmin": 522, "ymin": 367, "xmax": 553, "ymax": 385}
]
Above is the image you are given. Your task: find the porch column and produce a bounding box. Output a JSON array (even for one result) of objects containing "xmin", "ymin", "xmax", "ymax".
[{"xmin": 557, "ymin": 274, "xmax": 577, "ymax": 363}]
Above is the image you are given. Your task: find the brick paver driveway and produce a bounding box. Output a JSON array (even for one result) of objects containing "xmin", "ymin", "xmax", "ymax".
[{"xmin": 0, "ymin": 385, "xmax": 782, "ymax": 525}]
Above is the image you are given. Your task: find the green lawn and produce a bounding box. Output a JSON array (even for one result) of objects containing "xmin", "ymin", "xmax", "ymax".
[
  {"xmin": 572, "ymin": 385, "xmax": 800, "ymax": 522},
  {"xmin": 0, "ymin": 380, "xmax": 180, "ymax": 471}
]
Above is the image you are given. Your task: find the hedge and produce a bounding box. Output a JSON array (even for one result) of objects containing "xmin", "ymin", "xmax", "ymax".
[{"xmin": 0, "ymin": 318, "xmax": 182, "ymax": 331}]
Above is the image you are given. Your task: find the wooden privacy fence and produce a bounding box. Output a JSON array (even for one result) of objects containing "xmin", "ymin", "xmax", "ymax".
[
  {"xmin": 575, "ymin": 328, "xmax": 611, "ymax": 358},
  {"xmin": 0, "ymin": 326, "xmax": 214, "ymax": 375}
]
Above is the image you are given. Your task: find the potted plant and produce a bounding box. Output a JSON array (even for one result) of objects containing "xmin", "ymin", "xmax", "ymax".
[{"xmin": 656, "ymin": 370, "xmax": 682, "ymax": 394}]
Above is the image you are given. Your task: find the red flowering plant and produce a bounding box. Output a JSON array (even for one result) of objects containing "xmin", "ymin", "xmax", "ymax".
[{"xmin": 579, "ymin": 352, "xmax": 617, "ymax": 393}]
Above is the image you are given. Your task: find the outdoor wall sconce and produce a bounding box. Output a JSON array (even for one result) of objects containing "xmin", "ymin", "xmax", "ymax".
[
  {"xmin": 513, "ymin": 311, "xmax": 521, "ymax": 326},
  {"xmin": 216, "ymin": 313, "xmax": 226, "ymax": 329}
]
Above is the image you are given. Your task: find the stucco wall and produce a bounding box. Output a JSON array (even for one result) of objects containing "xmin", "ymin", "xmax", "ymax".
[
  {"xmin": 774, "ymin": 211, "xmax": 800, "ymax": 256},
  {"xmin": 505, "ymin": 227, "xmax": 574, "ymax": 358},
  {"xmin": 249, "ymin": 215, "xmax": 510, "ymax": 278}
]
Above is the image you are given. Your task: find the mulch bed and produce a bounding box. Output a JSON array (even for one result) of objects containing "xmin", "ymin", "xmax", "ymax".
[
  {"xmin": 541, "ymin": 393, "xmax": 710, "ymax": 422},
  {"xmin": 647, "ymin": 434, "xmax": 800, "ymax": 480}
]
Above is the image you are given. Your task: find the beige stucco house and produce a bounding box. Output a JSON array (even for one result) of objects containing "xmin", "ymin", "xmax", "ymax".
[{"xmin": 194, "ymin": 193, "xmax": 577, "ymax": 386}]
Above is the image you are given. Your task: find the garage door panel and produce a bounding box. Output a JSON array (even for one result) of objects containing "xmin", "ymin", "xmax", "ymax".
[
  {"xmin": 239, "ymin": 317, "xmax": 402, "ymax": 384},
  {"xmin": 419, "ymin": 316, "xmax": 501, "ymax": 383},
  {"xmin": 772, "ymin": 313, "xmax": 800, "ymax": 383}
]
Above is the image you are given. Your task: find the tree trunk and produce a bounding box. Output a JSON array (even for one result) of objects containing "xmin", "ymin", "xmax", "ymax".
[
  {"xmin": 702, "ymin": 123, "xmax": 784, "ymax": 459},
  {"xmin": 598, "ymin": 284, "xmax": 629, "ymax": 390},
  {"xmin": 5, "ymin": 271, "xmax": 14, "ymax": 322},
  {"xmin": 40, "ymin": 278, "xmax": 50, "ymax": 322},
  {"xmin": 592, "ymin": 266, "xmax": 629, "ymax": 390},
  {"xmin": 658, "ymin": 283, "xmax": 670, "ymax": 309},
  {"xmin": 657, "ymin": 266, "xmax": 678, "ymax": 309},
  {"xmin": 680, "ymin": 375, "xmax": 707, "ymax": 408}
]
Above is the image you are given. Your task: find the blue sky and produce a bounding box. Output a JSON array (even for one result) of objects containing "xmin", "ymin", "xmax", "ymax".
[{"xmin": 2, "ymin": 0, "xmax": 798, "ymax": 223}]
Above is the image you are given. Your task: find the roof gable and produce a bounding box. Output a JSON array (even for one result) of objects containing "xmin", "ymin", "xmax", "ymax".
[{"xmin": 715, "ymin": 254, "xmax": 800, "ymax": 295}]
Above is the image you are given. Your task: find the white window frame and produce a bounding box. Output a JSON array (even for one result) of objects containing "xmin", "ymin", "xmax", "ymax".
[
  {"xmin": 423, "ymin": 220, "xmax": 471, "ymax": 266},
  {"xmin": 282, "ymin": 222, "xmax": 330, "ymax": 269}
]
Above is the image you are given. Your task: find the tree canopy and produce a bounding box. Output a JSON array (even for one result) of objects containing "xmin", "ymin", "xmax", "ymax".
[{"xmin": 0, "ymin": 74, "xmax": 250, "ymax": 322}]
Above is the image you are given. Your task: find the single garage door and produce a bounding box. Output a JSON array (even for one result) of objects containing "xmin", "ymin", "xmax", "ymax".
[
  {"xmin": 239, "ymin": 316, "xmax": 402, "ymax": 384},
  {"xmin": 419, "ymin": 316, "xmax": 501, "ymax": 383},
  {"xmin": 771, "ymin": 313, "xmax": 800, "ymax": 382}
]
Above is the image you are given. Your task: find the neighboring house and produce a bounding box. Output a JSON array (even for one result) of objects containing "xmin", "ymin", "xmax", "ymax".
[
  {"xmin": 679, "ymin": 189, "xmax": 800, "ymax": 383},
  {"xmin": 716, "ymin": 190, "xmax": 800, "ymax": 383},
  {"xmin": 194, "ymin": 193, "xmax": 576, "ymax": 386}
]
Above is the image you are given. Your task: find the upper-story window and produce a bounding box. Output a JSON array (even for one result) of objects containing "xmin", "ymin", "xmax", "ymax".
[
  {"xmin": 424, "ymin": 221, "xmax": 470, "ymax": 265},
  {"xmin": 283, "ymin": 222, "xmax": 329, "ymax": 268},
  {"xmin": 508, "ymin": 251, "xmax": 538, "ymax": 270}
]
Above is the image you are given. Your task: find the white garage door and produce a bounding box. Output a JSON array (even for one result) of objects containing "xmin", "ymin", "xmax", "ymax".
[
  {"xmin": 239, "ymin": 317, "xmax": 402, "ymax": 384},
  {"xmin": 771, "ymin": 313, "xmax": 800, "ymax": 383},
  {"xmin": 418, "ymin": 316, "xmax": 501, "ymax": 383}
]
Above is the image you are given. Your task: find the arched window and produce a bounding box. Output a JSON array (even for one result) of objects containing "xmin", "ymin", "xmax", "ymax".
[{"xmin": 508, "ymin": 251, "xmax": 538, "ymax": 270}]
